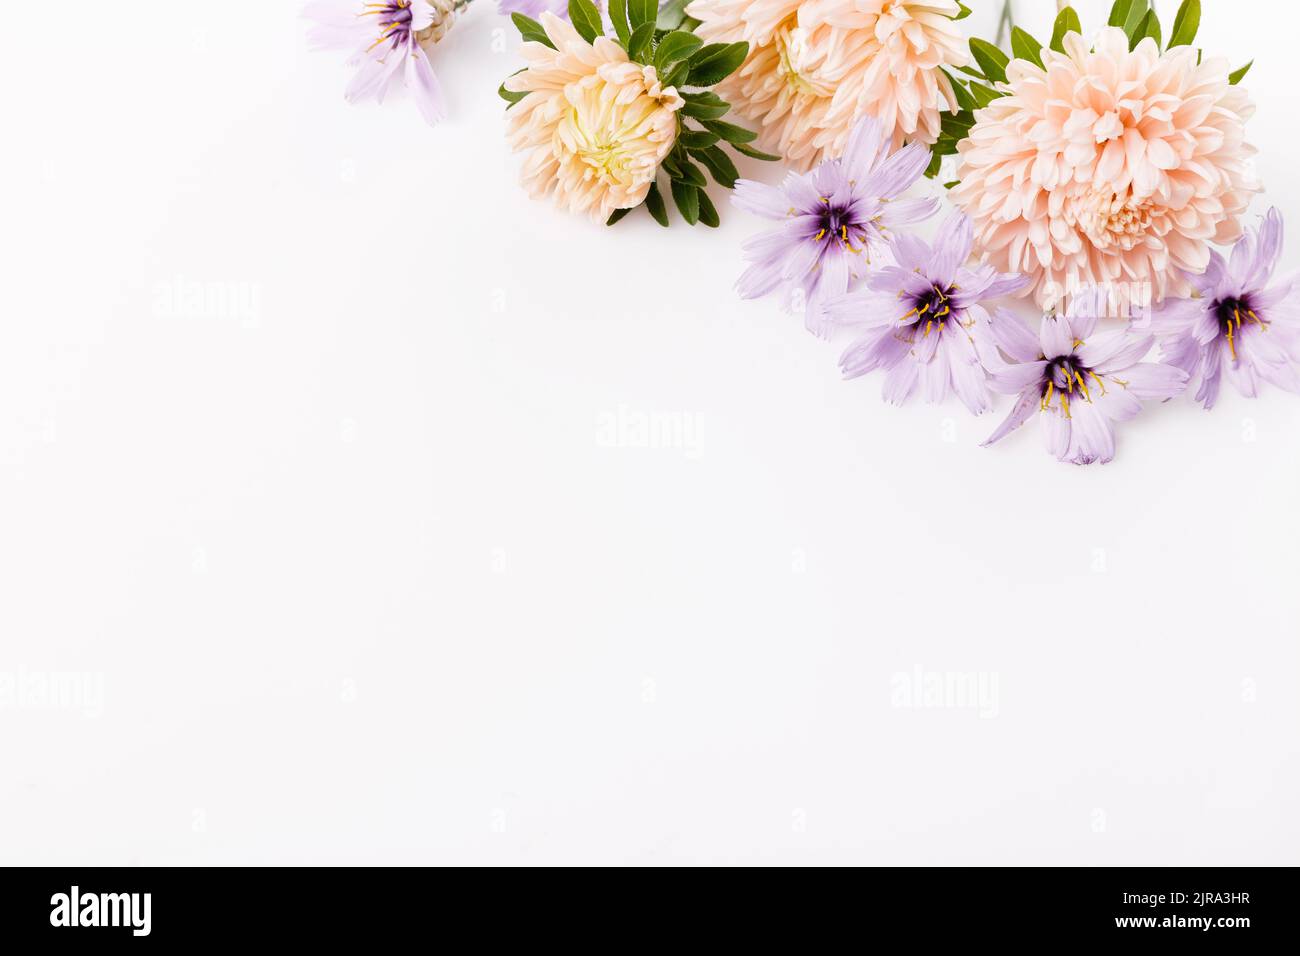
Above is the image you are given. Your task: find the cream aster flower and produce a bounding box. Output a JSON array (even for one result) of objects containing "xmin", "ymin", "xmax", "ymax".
[
  {"xmin": 684, "ymin": 0, "xmax": 968, "ymax": 170},
  {"xmin": 951, "ymin": 28, "xmax": 1259, "ymax": 311},
  {"xmin": 504, "ymin": 12, "xmax": 685, "ymax": 223}
]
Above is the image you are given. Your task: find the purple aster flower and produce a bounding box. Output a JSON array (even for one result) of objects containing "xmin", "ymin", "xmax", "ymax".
[
  {"xmin": 731, "ymin": 116, "xmax": 940, "ymax": 336},
  {"xmin": 305, "ymin": 0, "xmax": 463, "ymax": 126},
  {"xmin": 983, "ymin": 290, "xmax": 1189, "ymax": 464},
  {"xmin": 1148, "ymin": 208, "xmax": 1300, "ymax": 410},
  {"xmin": 822, "ymin": 213, "xmax": 1029, "ymax": 414}
]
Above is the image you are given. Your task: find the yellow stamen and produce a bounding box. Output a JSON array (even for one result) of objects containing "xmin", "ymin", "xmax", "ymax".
[{"xmin": 1074, "ymin": 371, "xmax": 1092, "ymax": 402}]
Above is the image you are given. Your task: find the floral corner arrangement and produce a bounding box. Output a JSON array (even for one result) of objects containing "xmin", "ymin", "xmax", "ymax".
[{"xmin": 305, "ymin": 0, "xmax": 1300, "ymax": 466}]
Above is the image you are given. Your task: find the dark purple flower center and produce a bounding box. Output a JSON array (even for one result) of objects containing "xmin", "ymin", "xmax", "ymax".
[
  {"xmin": 899, "ymin": 283, "xmax": 958, "ymax": 338},
  {"xmin": 814, "ymin": 199, "xmax": 869, "ymax": 252},
  {"xmin": 1212, "ymin": 295, "xmax": 1265, "ymax": 359},
  {"xmin": 1041, "ymin": 354, "xmax": 1103, "ymax": 417},
  {"xmin": 915, "ymin": 284, "xmax": 955, "ymax": 319},
  {"xmin": 365, "ymin": 1, "xmax": 416, "ymax": 49}
]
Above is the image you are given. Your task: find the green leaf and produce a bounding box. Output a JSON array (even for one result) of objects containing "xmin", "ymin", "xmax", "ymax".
[
  {"xmin": 673, "ymin": 155, "xmax": 708, "ymax": 188},
  {"xmin": 699, "ymin": 118, "xmax": 757, "ymax": 144},
  {"xmin": 1124, "ymin": 0, "xmax": 1150, "ymax": 36},
  {"xmin": 696, "ymin": 190, "xmax": 720, "ymax": 228},
  {"xmin": 680, "ymin": 91, "xmax": 731, "ymax": 120},
  {"xmin": 942, "ymin": 69, "xmax": 977, "ymax": 111},
  {"xmin": 692, "ymin": 144, "xmax": 739, "ymax": 187},
  {"xmin": 687, "ymin": 42, "xmax": 749, "ymax": 87},
  {"xmin": 664, "ymin": 60, "xmax": 691, "ymax": 88},
  {"xmin": 924, "ymin": 151, "xmax": 944, "ymax": 179},
  {"xmin": 730, "ymin": 142, "xmax": 781, "ymax": 161},
  {"xmin": 627, "ymin": 22, "xmax": 655, "ymax": 62},
  {"xmin": 628, "ymin": 0, "xmax": 658, "ymax": 32},
  {"xmin": 568, "ymin": 0, "xmax": 603, "ymax": 43},
  {"xmin": 670, "ymin": 180, "xmax": 699, "ymax": 225},
  {"xmin": 941, "ymin": 109, "xmax": 975, "ymax": 132},
  {"xmin": 1129, "ymin": 9, "xmax": 1160, "ymax": 50},
  {"xmin": 511, "ymin": 13, "xmax": 555, "ymax": 49},
  {"xmin": 656, "ymin": 0, "xmax": 689, "ymax": 30},
  {"xmin": 654, "ymin": 31, "xmax": 703, "ymax": 70},
  {"xmin": 943, "ymin": 180, "xmax": 960, "ymax": 189},
  {"xmin": 952, "ymin": 2, "xmax": 972, "ymax": 20},
  {"xmin": 606, "ymin": 207, "xmax": 632, "ymax": 226},
  {"xmin": 1229, "ymin": 60, "xmax": 1252, "ymax": 84},
  {"xmin": 678, "ymin": 129, "xmax": 720, "ymax": 149},
  {"xmin": 1168, "ymin": 0, "xmax": 1200, "ymax": 48},
  {"xmin": 1110, "ymin": 0, "xmax": 1151, "ymax": 32},
  {"xmin": 608, "ymin": 0, "xmax": 631, "ymax": 45},
  {"xmin": 1050, "ymin": 7, "xmax": 1081, "ymax": 53},
  {"xmin": 1010, "ymin": 27, "xmax": 1044, "ymax": 68},
  {"xmin": 946, "ymin": 78, "xmax": 977, "ymax": 111},
  {"xmin": 645, "ymin": 182, "xmax": 670, "ymax": 227},
  {"xmin": 968, "ymin": 82, "xmax": 1002, "ymax": 108},
  {"xmin": 968, "ymin": 38, "xmax": 1009, "ymax": 84},
  {"xmin": 1144, "ymin": 9, "xmax": 1162, "ymax": 47},
  {"xmin": 498, "ymin": 81, "xmax": 528, "ymax": 108}
]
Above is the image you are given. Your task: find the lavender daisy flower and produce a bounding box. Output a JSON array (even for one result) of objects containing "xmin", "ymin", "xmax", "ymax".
[
  {"xmin": 305, "ymin": 0, "xmax": 464, "ymax": 126},
  {"xmin": 822, "ymin": 213, "xmax": 1029, "ymax": 414},
  {"xmin": 731, "ymin": 116, "xmax": 940, "ymax": 336},
  {"xmin": 983, "ymin": 290, "xmax": 1188, "ymax": 464},
  {"xmin": 1149, "ymin": 208, "xmax": 1300, "ymax": 410}
]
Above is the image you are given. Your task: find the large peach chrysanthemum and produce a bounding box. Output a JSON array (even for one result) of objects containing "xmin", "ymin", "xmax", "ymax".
[
  {"xmin": 951, "ymin": 28, "xmax": 1258, "ymax": 311},
  {"xmin": 504, "ymin": 13, "xmax": 684, "ymax": 222},
  {"xmin": 684, "ymin": 0, "xmax": 967, "ymax": 170}
]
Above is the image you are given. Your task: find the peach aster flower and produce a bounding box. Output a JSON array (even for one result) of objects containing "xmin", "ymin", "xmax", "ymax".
[
  {"xmin": 503, "ymin": 12, "xmax": 684, "ymax": 223},
  {"xmin": 951, "ymin": 28, "xmax": 1259, "ymax": 311},
  {"xmin": 683, "ymin": 0, "xmax": 968, "ymax": 170}
]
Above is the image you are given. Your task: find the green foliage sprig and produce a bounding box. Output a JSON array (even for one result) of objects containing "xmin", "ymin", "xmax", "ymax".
[{"xmin": 500, "ymin": 0, "xmax": 777, "ymax": 228}]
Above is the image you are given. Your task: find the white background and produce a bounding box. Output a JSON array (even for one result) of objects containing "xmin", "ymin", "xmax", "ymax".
[{"xmin": 2, "ymin": 0, "xmax": 1297, "ymax": 865}]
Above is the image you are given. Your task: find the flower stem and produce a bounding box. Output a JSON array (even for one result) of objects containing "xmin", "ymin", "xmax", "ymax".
[{"xmin": 995, "ymin": 0, "xmax": 1016, "ymax": 47}]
